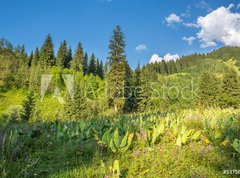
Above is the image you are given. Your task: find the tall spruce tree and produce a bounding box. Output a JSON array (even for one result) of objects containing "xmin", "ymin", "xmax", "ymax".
[
  {"xmin": 70, "ymin": 43, "xmax": 84, "ymax": 72},
  {"xmin": 65, "ymin": 47, "xmax": 72, "ymax": 68},
  {"xmin": 123, "ymin": 59, "xmax": 133, "ymax": 112},
  {"xmin": 40, "ymin": 34, "xmax": 55, "ymax": 67},
  {"xmin": 88, "ymin": 53, "xmax": 96, "ymax": 75},
  {"xmin": 64, "ymin": 82, "xmax": 88, "ymax": 120},
  {"xmin": 96, "ymin": 58, "xmax": 100, "ymax": 76},
  {"xmin": 107, "ymin": 25, "xmax": 127, "ymax": 112},
  {"xmin": 220, "ymin": 68, "xmax": 240, "ymax": 108},
  {"xmin": 197, "ymin": 72, "xmax": 220, "ymax": 108},
  {"xmin": 32, "ymin": 47, "xmax": 40, "ymax": 66},
  {"xmin": 160, "ymin": 60, "xmax": 168, "ymax": 74},
  {"xmin": 21, "ymin": 92, "xmax": 35, "ymax": 122},
  {"xmin": 27, "ymin": 51, "xmax": 33, "ymax": 67},
  {"xmin": 99, "ymin": 60, "xmax": 104, "ymax": 79},
  {"xmin": 132, "ymin": 62, "xmax": 141, "ymax": 111},
  {"xmin": 138, "ymin": 67, "xmax": 151, "ymax": 112},
  {"xmin": 56, "ymin": 40, "xmax": 67, "ymax": 68},
  {"xmin": 83, "ymin": 52, "xmax": 88, "ymax": 75}
]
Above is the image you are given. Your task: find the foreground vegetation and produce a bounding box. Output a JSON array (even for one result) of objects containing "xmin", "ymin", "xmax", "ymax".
[{"xmin": 1, "ymin": 109, "xmax": 240, "ymax": 177}]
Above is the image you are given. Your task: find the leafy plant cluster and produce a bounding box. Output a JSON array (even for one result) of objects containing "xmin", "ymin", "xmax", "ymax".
[{"xmin": 1, "ymin": 109, "xmax": 240, "ymax": 177}]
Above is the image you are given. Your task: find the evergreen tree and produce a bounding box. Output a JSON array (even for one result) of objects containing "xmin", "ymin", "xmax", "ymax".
[
  {"xmin": 197, "ymin": 72, "xmax": 220, "ymax": 108},
  {"xmin": 138, "ymin": 68, "xmax": 150, "ymax": 112},
  {"xmin": 96, "ymin": 58, "xmax": 104, "ymax": 78},
  {"xmin": 96, "ymin": 58, "xmax": 100, "ymax": 76},
  {"xmin": 64, "ymin": 82, "xmax": 88, "ymax": 120},
  {"xmin": 99, "ymin": 60, "xmax": 104, "ymax": 79},
  {"xmin": 123, "ymin": 59, "xmax": 133, "ymax": 112},
  {"xmin": 106, "ymin": 25, "xmax": 127, "ymax": 112},
  {"xmin": 32, "ymin": 47, "xmax": 40, "ymax": 66},
  {"xmin": 220, "ymin": 69, "xmax": 240, "ymax": 108},
  {"xmin": 132, "ymin": 62, "xmax": 141, "ymax": 111},
  {"xmin": 21, "ymin": 92, "xmax": 35, "ymax": 121},
  {"xmin": 83, "ymin": 52, "xmax": 88, "ymax": 75},
  {"xmin": 40, "ymin": 34, "xmax": 55, "ymax": 67},
  {"xmin": 27, "ymin": 51, "xmax": 33, "ymax": 67},
  {"xmin": 88, "ymin": 53, "xmax": 96, "ymax": 75},
  {"xmin": 18, "ymin": 45, "xmax": 27, "ymax": 66},
  {"xmin": 160, "ymin": 60, "xmax": 168, "ymax": 74},
  {"xmin": 56, "ymin": 40, "xmax": 68, "ymax": 68},
  {"xmin": 65, "ymin": 47, "xmax": 72, "ymax": 68},
  {"xmin": 70, "ymin": 43, "xmax": 84, "ymax": 72}
]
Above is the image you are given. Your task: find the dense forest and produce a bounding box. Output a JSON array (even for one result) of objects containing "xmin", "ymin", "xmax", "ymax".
[
  {"xmin": 1, "ymin": 26, "xmax": 240, "ymax": 121},
  {"xmin": 1, "ymin": 26, "xmax": 240, "ymax": 177}
]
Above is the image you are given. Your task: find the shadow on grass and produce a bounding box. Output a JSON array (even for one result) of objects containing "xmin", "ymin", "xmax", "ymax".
[{"xmin": 1, "ymin": 120, "xmax": 114, "ymax": 178}]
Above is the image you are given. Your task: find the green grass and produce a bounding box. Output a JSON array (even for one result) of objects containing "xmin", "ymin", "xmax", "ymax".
[
  {"xmin": 0, "ymin": 89, "xmax": 63, "ymax": 121},
  {"xmin": 0, "ymin": 89, "xmax": 27, "ymax": 115},
  {"xmin": 1, "ymin": 109, "xmax": 240, "ymax": 177}
]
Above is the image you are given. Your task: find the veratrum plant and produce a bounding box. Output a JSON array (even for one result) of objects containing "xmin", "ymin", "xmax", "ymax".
[
  {"xmin": 204, "ymin": 117, "xmax": 236, "ymax": 145},
  {"xmin": 145, "ymin": 121, "xmax": 165, "ymax": 146},
  {"xmin": 109, "ymin": 128, "xmax": 134, "ymax": 153},
  {"xmin": 176, "ymin": 126, "xmax": 202, "ymax": 147},
  {"xmin": 95, "ymin": 128, "xmax": 134, "ymax": 153}
]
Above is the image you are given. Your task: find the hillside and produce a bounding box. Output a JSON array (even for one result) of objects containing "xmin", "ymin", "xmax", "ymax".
[{"xmin": 0, "ymin": 36, "xmax": 240, "ymax": 177}]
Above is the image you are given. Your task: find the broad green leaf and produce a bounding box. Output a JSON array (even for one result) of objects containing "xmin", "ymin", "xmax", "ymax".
[
  {"xmin": 120, "ymin": 131, "xmax": 129, "ymax": 148},
  {"xmin": 121, "ymin": 133, "xmax": 134, "ymax": 152},
  {"xmin": 113, "ymin": 128, "xmax": 120, "ymax": 148},
  {"xmin": 110, "ymin": 138, "xmax": 117, "ymax": 153},
  {"xmin": 102, "ymin": 130, "xmax": 111, "ymax": 145}
]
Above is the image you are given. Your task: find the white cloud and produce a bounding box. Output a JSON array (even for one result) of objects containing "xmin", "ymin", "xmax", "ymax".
[
  {"xmin": 149, "ymin": 53, "xmax": 180, "ymax": 63},
  {"xmin": 183, "ymin": 22, "xmax": 199, "ymax": 28},
  {"xmin": 195, "ymin": 0, "xmax": 212, "ymax": 12},
  {"xmin": 237, "ymin": 4, "xmax": 240, "ymax": 9},
  {"xmin": 182, "ymin": 36, "xmax": 196, "ymax": 45},
  {"xmin": 227, "ymin": 3, "xmax": 234, "ymax": 10},
  {"xmin": 165, "ymin": 14, "xmax": 182, "ymax": 26},
  {"xmin": 164, "ymin": 53, "xmax": 180, "ymax": 61},
  {"xmin": 135, "ymin": 44, "xmax": 147, "ymax": 51},
  {"xmin": 196, "ymin": 5, "xmax": 240, "ymax": 48}
]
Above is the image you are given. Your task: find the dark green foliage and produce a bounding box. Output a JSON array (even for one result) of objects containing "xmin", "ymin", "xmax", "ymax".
[
  {"xmin": 65, "ymin": 47, "xmax": 73, "ymax": 68},
  {"xmin": 83, "ymin": 52, "xmax": 88, "ymax": 75},
  {"xmin": 107, "ymin": 25, "xmax": 127, "ymax": 112},
  {"xmin": 138, "ymin": 67, "xmax": 152, "ymax": 112},
  {"xmin": 70, "ymin": 43, "xmax": 84, "ymax": 72},
  {"xmin": 132, "ymin": 62, "xmax": 141, "ymax": 111},
  {"xmin": 99, "ymin": 60, "xmax": 104, "ymax": 79},
  {"xmin": 40, "ymin": 34, "xmax": 55, "ymax": 67},
  {"xmin": 27, "ymin": 51, "xmax": 33, "ymax": 67},
  {"xmin": 56, "ymin": 40, "xmax": 68, "ymax": 68},
  {"xmin": 95, "ymin": 59, "xmax": 104, "ymax": 79},
  {"xmin": 160, "ymin": 60, "xmax": 168, "ymax": 74},
  {"xmin": 64, "ymin": 82, "xmax": 88, "ymax": 120},
  {"xmin": 197, "ymin": 72, "xmax": 220, "ymax": 108},
  {"xmin": 220, "ymin": 69, "xmax": 240, "ymax": 108},
  {"xmin": 123, "ymin": 60, "xmax": 133, "ymax": 113},
  {"xmin": 21, "ymin": 92, "xmax": 35, "ymax": 121},
  {"xmin": 32, "ymin": 47, "xmax": 40, "ymax": 66},
  {"xmin": 88, "ymin": 54, "xmax": 96, "ymax": 75}
]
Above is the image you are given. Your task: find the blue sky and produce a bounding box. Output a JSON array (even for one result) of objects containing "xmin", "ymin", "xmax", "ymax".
[{"xmin": 1, "ymin": 0, "xmax": 240, "ymax": 68}]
